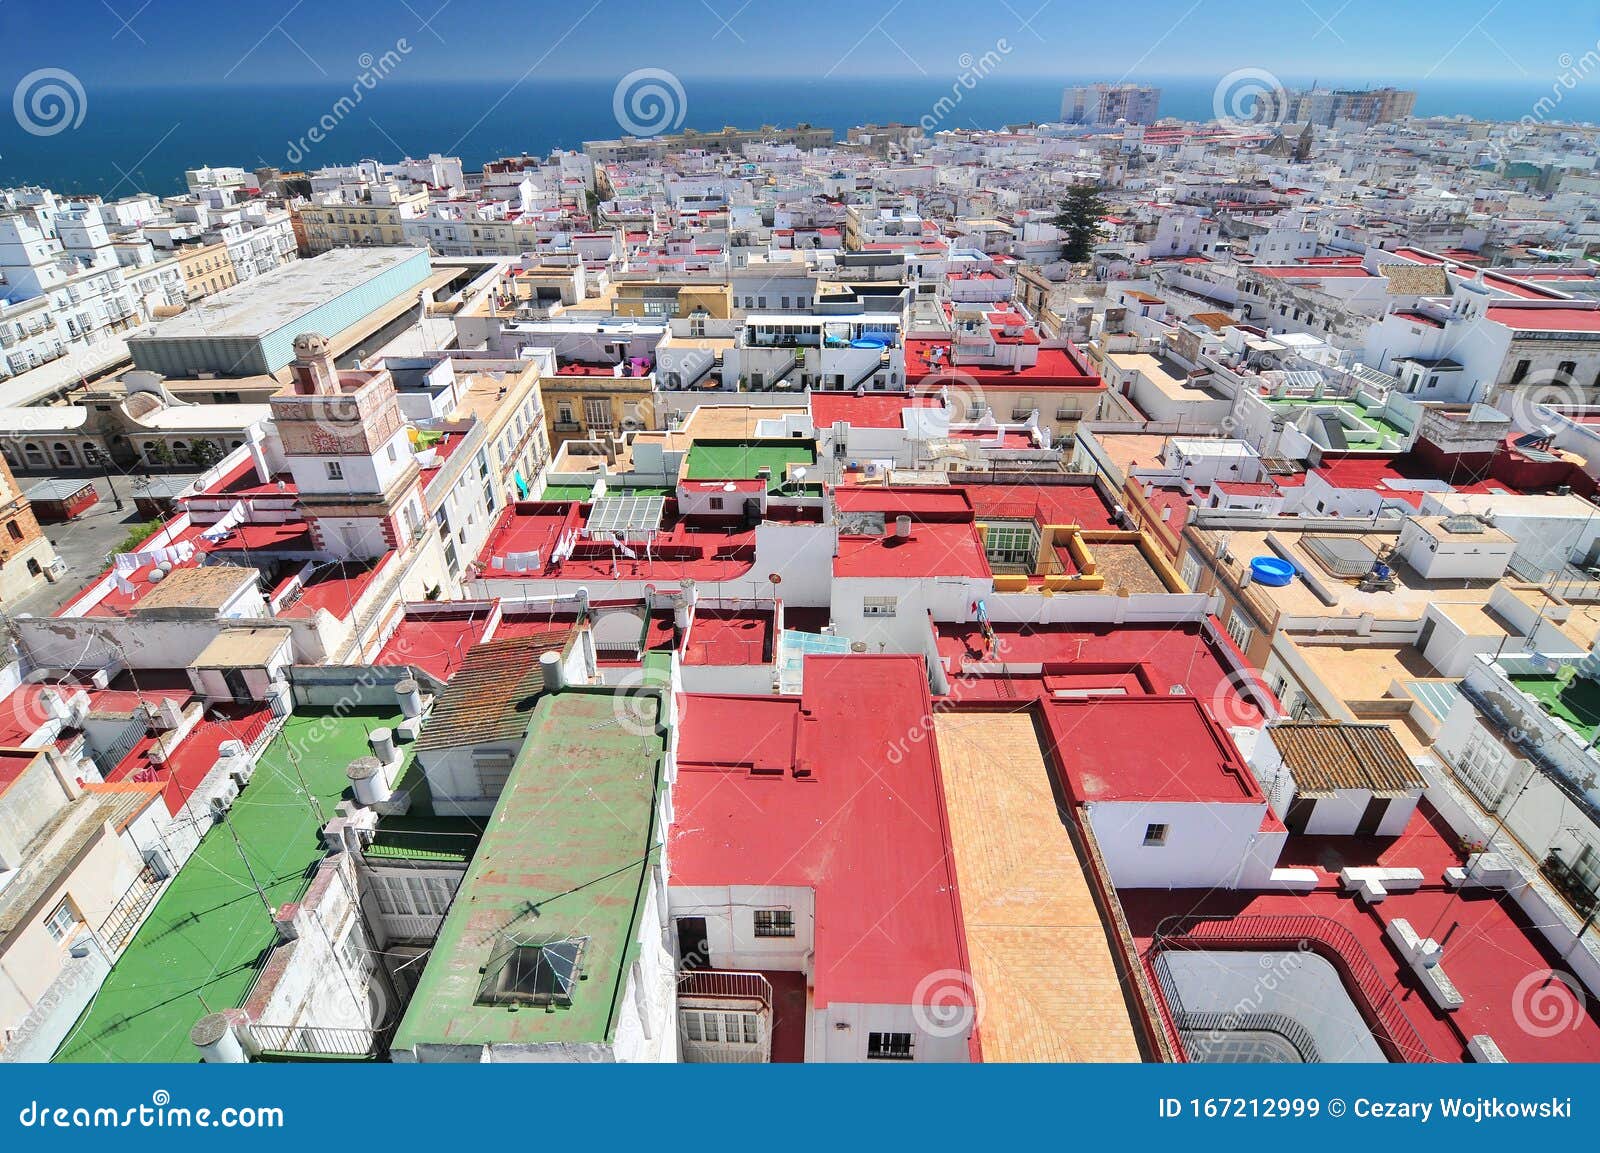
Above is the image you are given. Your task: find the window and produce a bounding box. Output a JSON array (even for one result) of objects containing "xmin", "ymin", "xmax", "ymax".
[
  {"xmin": 983, "ymin": 522, "xmax": 1037, "ymax": 566},
  {"xmin": 6, "ymin": 521, "xmax": 22, "ymax": 542},
  {"xmin": 1225, "ymin": 609, "xmax": 1254, "ymax": 652},
  {"xmin": 1180, "ymin": 553, "xmax": 1201, "ymax": 591},
  {"xmin": 867, "ymin": 1031, "xmax": 914, "ymax": 1060},
  {"xmin": 1454, "ymin": 735, "xmax": 1512, "ymax": 807},
  {"xmin": 708, "ymin": 496, "xmax": 724, "ymax": 511},
  {"xmin": 1143, "ymin": 823, "xmax": 1169, "ymax": 846},
  {"xmin": 43, "ymin": 899, "xmax": 80, "ymax": 942},
  {"xmin": 753, "ymin": 909, "xmax": 795, "ymax": 938},
  {"xmin": 475, "ymin": 751, "xmax": 514, "ymax": 797},
  {"xmin": 1510, "ymin": 359, "xmax": 1531, "ymax": 385},
  {"xmin": 863, "ymin": 595, "xmax": 897, "ymax": 617},
  {"xmin": 325, "ymin": 461, "xmax": 344, "ymax": 480},
  {"xmin": 584, "ymin": 398, "xmax": 612, "ymax": 431}
]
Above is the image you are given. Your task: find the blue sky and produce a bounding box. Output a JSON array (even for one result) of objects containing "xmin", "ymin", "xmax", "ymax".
[{"xmin": 2, "ymin": 0, "xmax": 1596, "ymax": 86}]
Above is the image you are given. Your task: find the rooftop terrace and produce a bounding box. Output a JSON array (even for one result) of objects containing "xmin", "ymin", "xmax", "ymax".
[
  {"xmin": 1509, "ymin": 672, "xmax": 1600, "ymax": 746},
  {"xmin": 391, "ymin": 683, "xmax": 666, "ymax": 1055},
  {"xmin": 55, "ymin": 709, "xmax": 401, "ymax": 1063}
]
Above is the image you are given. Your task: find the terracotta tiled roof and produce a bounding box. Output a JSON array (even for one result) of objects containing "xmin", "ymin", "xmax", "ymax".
[
  {"xmin": 1267, "ymin": 721, "xmax": 1425, "ymax": 796},
  {"xmin": 1382, "ymin": 264, "xmax": 1449, "ymax": 296},
  {"xmin": 415, "ymin": 631, "xmax": 575, "ymax": 752}
]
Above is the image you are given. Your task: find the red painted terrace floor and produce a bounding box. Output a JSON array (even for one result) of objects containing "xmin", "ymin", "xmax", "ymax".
[
  {"xmin": 375, "ymin": 610, "xmax": 494, "ymax": 681},
  {"xmin": 106, "ymin": 703, "xmax": 273, "ymax": 816},
  {"xmin": 1120, "ymin": 804, "xmax": 1600, "ymax": 1063},
  {"xmin": 684, "ymin": 609, "xmax": 773, "ymax": 666},
  {"xmin": 933, "ymin": 621, "xmax": 1265, "ymax": 727}
]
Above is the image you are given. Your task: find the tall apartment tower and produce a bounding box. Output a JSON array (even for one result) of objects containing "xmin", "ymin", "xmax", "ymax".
[
  {"xmin": 1060, "ymin": 84, "xmax": 1161, "ymax": 127},
  {"xmin": 269, "ymin": 332, "xmax": 425, "ymax": 560},
  {"xmin": 1289, "ymin": 87, "xmax": 1417, "ymax": 126}
]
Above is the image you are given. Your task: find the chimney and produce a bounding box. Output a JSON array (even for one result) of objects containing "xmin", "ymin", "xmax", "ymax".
[
  {"xmin": 395, "ymin": 676, "xmax": 422, "ymax": 719},
  {"xmin": 289, "ymin": 332, "xmax": 339, "ymax": 395},
  {"xmin": 369, "ymin": 727, "xmax": 397, "ymax": 765},
  {"xmin": 540, "ymin": 650, "xmax": 567, "ymax": 693},
  {"xmin": 347, "ymin": 756, "xmax": 391, "ymax": 807},
  {"xmin": 895, "ymin": 515, "xmax": 912, "ymax": 539}
]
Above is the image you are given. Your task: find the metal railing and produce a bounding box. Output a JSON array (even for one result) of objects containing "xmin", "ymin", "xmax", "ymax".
[
  {"xmin": 1150, "ymin": 950, "xmax": 1321, "ymax": 1062},
  {"xmin": 677, "ymin": 970, "xmax": 772, "ymax": 1005},
  {"xmin": 91, "ymin": 715, "xmax": 148, "ymax": 779},
  {"xmin": 1148, "ymin": 914, "xmax": 1436, "ymax": 1063},
  {"xmin": 97, "ymin": 865, "xmax": 163, "ymax": 954},
  {"xmin": 246, "ymin": 1022, "xmax": 390, "ymax": 1058}
]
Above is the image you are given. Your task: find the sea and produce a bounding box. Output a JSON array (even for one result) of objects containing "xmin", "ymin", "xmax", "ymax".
[{"xmin": 2, "ymin": 75, "xmax": 1597, "ymax": 196}]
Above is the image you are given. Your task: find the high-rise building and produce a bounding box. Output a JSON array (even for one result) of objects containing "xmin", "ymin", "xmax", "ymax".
[
  {"xmin": 1288, "ymin": 86, "xmax": 1417, "ymax": 126},
  {"xmin": 1060, "ymin": 84, "xmax": 1162, "ymax": 126}
]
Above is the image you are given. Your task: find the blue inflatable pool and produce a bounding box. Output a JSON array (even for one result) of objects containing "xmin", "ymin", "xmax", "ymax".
[{"xmin": 1250, "ymin": 557, "xmax": 1296, "ymax": 586}]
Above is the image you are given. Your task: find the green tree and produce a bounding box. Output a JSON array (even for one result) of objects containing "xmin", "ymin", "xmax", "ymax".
[
  {"xmin": 1052, "ymin": 182, "xmax": 1107, "ymax": 264},
  {"xmin": 184, "ymin": 439, "xmax": 222, "ymax": 468}
]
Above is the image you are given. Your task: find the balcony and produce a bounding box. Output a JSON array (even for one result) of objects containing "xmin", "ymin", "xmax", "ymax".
[{"xmin": 677, "ymin": 970, "xmax": 773, "ymax": 1064}]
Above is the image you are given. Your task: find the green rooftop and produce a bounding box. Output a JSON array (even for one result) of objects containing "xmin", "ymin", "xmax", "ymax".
[
  {"xmin": 365, "ymin": 816, "xmax": 481, "ymax": 863},
  {"xmin": 1511, "ymin": 672, "xmax": 1600, "ymax": 744},
  {"xmin": 390, "ymin": 678, "xmax": 667, "ymax": 1057},
  {"xmin": 1262, "ymin": 396, "xmax": 1408, "ymax": 448},
  {"xmin": 685, "ymin": 440, "xmax": 816, "ymax": 492},
  {"xmin": 539, "ymin": 484, "xmax": 674, "ymax": 502},
  {"xmin": 54, "ymin": 709, "xmax": 403, "ymax": 1063}
]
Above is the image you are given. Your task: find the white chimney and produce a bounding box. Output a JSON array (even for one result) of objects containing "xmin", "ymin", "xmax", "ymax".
[
  {"xmin": 347, "ymin": 756, "xmax": 391, "ymax": 807},
  {"xmin": 895, "ymin": 515, "xmax": 912, "ymax": 539},
  {"xmin": 369, "ymin": 727, "xmax": 397, "ymax": 765},
  {"xmin": 395, "ymin": 676, "xmax": 422, "ymax": 719},
  {"xmin": 540, "ymin": 650, "xmax": 566, "ymax": 693}
]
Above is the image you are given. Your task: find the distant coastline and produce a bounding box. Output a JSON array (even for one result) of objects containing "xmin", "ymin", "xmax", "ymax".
[{"xmin": 1, "ymin": 75, "xmax": 1595, "ymax": 196}]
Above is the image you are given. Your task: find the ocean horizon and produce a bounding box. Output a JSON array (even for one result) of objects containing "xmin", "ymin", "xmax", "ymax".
[{"xmin": 2, "ymin": 75, "xmax": 1596, "ymax": 195}]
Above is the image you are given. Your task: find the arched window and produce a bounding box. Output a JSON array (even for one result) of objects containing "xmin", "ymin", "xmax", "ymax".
[{"xmin": 52, "ymin": 442, "xmax": 74, "ymax": 467}]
